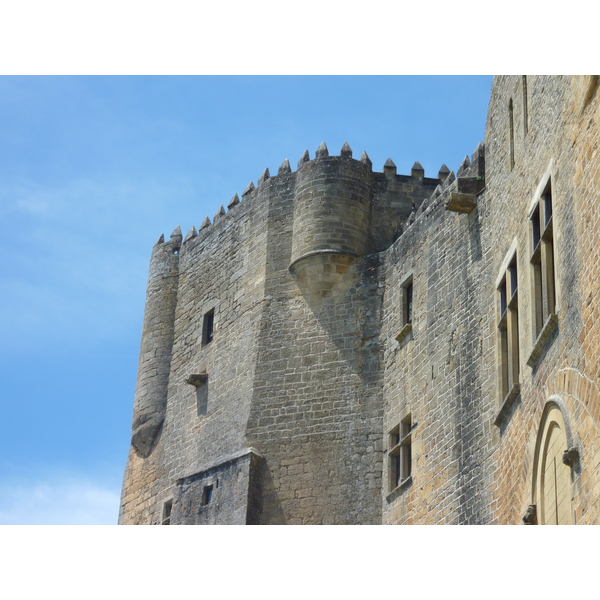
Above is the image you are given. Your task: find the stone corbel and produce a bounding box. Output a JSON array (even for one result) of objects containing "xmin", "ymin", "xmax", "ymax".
[
  {"xmin": 522, "ymin": 504, "xmax": 537, "ymax": 525},
  {"xmin": 562, "ymin": 446, "xmax": 579, "ymax": 467}
]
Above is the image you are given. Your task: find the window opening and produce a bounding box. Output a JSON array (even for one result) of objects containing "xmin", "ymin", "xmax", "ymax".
[
  {"xmin": 162, "ymin": 499, "xmax": 173, "ymax": 525},
  {"xmin": 509, "ymin": 98, "xmax": 515, "ymax": 170},
  {"xmin": 522, "ymin": 76, "xmax": 529, "ymax": 135},
  {"xmin": 395, "ymin": 276, "xmax": 414, "ymax": 344},
  {"xmin": 388, "ymin": 414, "xmax": 412, "ymax": 492},
  {"xmin": 530, "ymin": 179, "xmax": 556, "ymax": 338},
  {"xmin": 497, "ymin": 253, "xmax": 520, "ymax": 403},
  {"xmin": 531, "ymin": 204, "xmax": 541, "ymax": 249},
  {"xmin": 543, "ymin": 184, "xmax": 553, "ymax": 227},
  {"xmin": 401, "ymin": 415, "xmax": 412, "ymax": 481},
  {"xmin": 202, "ymin": 485, "xmax": 213, "ymax": 506},
  {"xmin": 202, "ymin": 309, "xmax": 215, "ymax": 345},
  {"xmin": 405, "ymin": 281, "xmax": 413, "ymax": 325}
]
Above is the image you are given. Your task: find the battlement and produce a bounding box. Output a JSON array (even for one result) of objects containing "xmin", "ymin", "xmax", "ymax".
[
  {"xmin": 396, "ymin": 141, "xmax": 486, "ymax": 237},
  {"xmin": 152, "ymin": 142, "xmax": 445, "ymax": 257}
]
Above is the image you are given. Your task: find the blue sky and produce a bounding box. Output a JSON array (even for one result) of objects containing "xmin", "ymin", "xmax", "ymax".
[{"xmin": 0, "ymin": 75, "xmax": 494, "ymax": 524}]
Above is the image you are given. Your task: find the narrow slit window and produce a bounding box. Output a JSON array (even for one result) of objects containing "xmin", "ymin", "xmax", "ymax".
[
  {"xmin": 396, "ymin": 276, "xmax": 414, "ymax": 344},
  {"xmin": 202, "ymin": 309, "xmax": 215, "ymax": 345},
  {"xmin": 405, "ymin": 281, "xmax": 413, "ymax": 325},
  {"xmin": 531, "ymin": 204, "xmax": 541, "ymax": 250},
  {"xmin": 509, "ymin": 98, "xmax": 515, "ymax": 170},
  {"xmin": 202, "ymin": 485, "xmax": 213, "ymax": 506},
  {"xmin": 162, "ymin": 499, "xmax": 173, "ymax": 525},
  {"xmin": 522, "ymin": 76, "xmax": 529, "ymax": 135}
]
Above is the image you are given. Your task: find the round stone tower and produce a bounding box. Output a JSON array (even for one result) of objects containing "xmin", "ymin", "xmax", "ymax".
[
  {"xmin": 130, "ymin": 226, "xmax": 181, "ymax": 458},
  {"xmin": 289, "ymin": 142, "xmax": 373, "ymax": 293}
]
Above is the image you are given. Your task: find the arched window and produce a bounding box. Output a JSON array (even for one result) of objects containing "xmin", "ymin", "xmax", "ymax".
[{"xmin": 531, "ymin": 401, "xmax": 574, "ymax": 525}]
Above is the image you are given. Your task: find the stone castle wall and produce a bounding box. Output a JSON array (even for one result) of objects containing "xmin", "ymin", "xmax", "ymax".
[
  {"xmin": 120, "ymin": 179, "xmax": 271, "ymax": 523},
  {"xmin": 120, "ymin": 143, "xmax": 441, "ymax": 525},
  {"xmin": 381, "ymin": 145, "xmax": 495, "ymax": 524},
  {"xmin": 120, "ymin": 76, "xmax": 600, "ymax": 525},
  {"xmin": 482, "ymin": 76, "xmax": 600, "ymax": 524}
]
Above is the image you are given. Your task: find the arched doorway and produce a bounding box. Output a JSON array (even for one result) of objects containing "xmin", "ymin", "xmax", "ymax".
[{"xmin": 531, "ymin": 401, "xmax": 575, "ymax": 525}]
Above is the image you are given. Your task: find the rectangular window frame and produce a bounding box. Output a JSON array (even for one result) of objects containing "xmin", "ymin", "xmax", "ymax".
[
  {"xmin": 396, "ymin": 275, "xmax": 414, "ymax": 344},
  {"xmin": 162, "ymin": 499, "xmax": 173, "ymax": 525},
  {"xmin": 388, "ymin": 414, "xmax": 412, "ymax": 493},
  {"xmin": 527, "ymin": 174, "xmax": 559, "ymax": 368},
  {"xmin": 494, "ymin": 246, "xmax": 521, "ymax": 427}
]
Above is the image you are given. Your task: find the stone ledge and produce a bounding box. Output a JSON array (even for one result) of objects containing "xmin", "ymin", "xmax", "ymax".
[
  {"xmin": 185, "ymin": 373, "xmax": 208, "ymax": 386},
  {"xmin": 395, "ymin": 323, "xmax": 413, "ymax": 344},
  {"xmin": 494, "ymin": 382, "xmax": 521, "ymax": 427},
  {"xmin": 385, "ymin": 475, "xmax": 413, "ymax": 503},
  {"xmin": 177, "ymin": 447, "xmax": 264, "ymax": 484},
  {"xmin": 445, "ymin": 191, "xmax": 477, "ymax": 213},
  {"xmin": 442, "ymin": 176, "xmax": 484, "ymax": 213},
  {"xmin": 527, "ymin": 313, "xmax": 558, "ymax": 368},
  {"xmin": 288, "ymin": 248, "xmax": 359, "ymax": 272}
]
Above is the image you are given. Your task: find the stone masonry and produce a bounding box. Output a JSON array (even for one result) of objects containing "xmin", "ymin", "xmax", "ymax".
[{"xmin": 120, "ymin": 76, "xmax": 600, "ymax": 525}]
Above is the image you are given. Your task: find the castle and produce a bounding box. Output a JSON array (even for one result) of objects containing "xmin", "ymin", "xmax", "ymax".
[{"xmin": 119, "ymin": 75, "xmax": 600, "ymax": 525}]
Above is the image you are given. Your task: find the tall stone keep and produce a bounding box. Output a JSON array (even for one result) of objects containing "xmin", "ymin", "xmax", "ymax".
[
  {"xmin": 121, "ymin": 76, "xmax": 600, "ymax": 525},
  {"xmin": 119, "ymin": 141, "xmax": 438, "ymax": 524}
]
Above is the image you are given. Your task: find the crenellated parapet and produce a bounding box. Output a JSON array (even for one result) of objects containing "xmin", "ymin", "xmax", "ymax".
[
  {"xmin": 397, "ymin": 141, "xmax": 486, "ymax": 236},
  {"xmin": 286, "ymin": 142, "xmax": 375, "ymax": 293},
  {"xmin": 442, "ymin": 141, "xmax": 486, "ymax": 214},
  {"xmin": 173, "ymin": 142, "xmax": 442, "ymax": 258},
  {"xmin": 290, "ymin": 142, "xmax": 373, "ymax": 268}
]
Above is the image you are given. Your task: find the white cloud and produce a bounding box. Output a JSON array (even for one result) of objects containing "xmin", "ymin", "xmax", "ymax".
[{"xmin": 0, "ymin": 477, "xmax": 120, "ymax": 525}]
